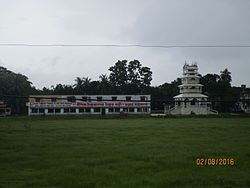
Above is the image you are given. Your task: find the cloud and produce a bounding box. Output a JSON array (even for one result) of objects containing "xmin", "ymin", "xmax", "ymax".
[{"xmin": 0, "ymin": 0, "xmax": 250, "ymax": 88}]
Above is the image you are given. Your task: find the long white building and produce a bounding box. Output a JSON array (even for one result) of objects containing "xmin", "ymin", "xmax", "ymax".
[
  {"xmin": 166, "ymin": 63, "xmax": 217, "ymax": 115},
  {"xmin": 27, "ymin": 95, "xmax": 151, "ymax": 116}
]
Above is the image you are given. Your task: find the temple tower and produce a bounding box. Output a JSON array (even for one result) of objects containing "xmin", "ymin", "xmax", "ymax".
[{"xmin": 167, "ymin": 62, "xmax": 217, "ymax": 115}]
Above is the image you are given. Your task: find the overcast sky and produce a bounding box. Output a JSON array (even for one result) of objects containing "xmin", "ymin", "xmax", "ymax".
[{"xmin": 0, "ymin": 0, "xmax": 250, "ymax": 89}]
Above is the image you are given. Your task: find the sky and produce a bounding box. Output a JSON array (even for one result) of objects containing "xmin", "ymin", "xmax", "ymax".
[{"xmin": 0, "ymin": 0, "xmax": 250, "ymax": 89}]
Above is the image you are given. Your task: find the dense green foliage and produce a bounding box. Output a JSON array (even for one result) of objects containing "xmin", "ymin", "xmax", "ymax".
[
  {"xmin": 0, "ymin": 117, "xmax": 250, "ymax": 187},
  {"xmin": 0, "ymin": 60, "xmax": 242, "ymax": 113},
  {"xmin": 0, "ymin": 67, "xmax": 35, "ymax": 114}
]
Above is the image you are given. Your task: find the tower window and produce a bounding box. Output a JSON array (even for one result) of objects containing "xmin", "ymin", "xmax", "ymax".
[{"xmin": 191, "ymin": 99, "xmax": 196, "ymax": 105}]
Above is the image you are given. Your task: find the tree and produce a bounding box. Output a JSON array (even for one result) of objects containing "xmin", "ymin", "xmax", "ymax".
[
  {"xmin": 200, "ymin": 74, "xmax": 221, "ymax": 96},
  {"xmin": 73, "ymin": 77, "xmax": 92, "ymax": 94},
  {"xmin": 108, "ymin": 59, "xmax": 153, "ymax": 94},
  {"xmin": 99, "ymin": 74, "xmax": 111, "ymax": 94},
  {"xmin": 109, "ymin": 60, "xmax": 128, "ymax": 88},
  {"xmin": 220, "ymin": 68, "xmax": 232, "ymax": 86},
  {"xmin": 74, "ymin": 77, "xmax": 84, "ymax": 94},
  {"xmin": 54, "ymin": 84, "xmax": 74, "ymax": 95},
  {"xmin": 127, "ymin": 60, "xmax": 141, "ymax": 85},
  {"xmin": 82, "ymin": 77, "xmax": 92, "ymax": 94},
  {"xmin": 140, "ymin": 66, "xmax": 152, "ymax": 88},
  {"xmin": 200, "ymin": 69, "xmax": 238, "ymax": 112},
  {"xmin": 0, "ymin": 66, "xmax": 33, "ymax": 114}
]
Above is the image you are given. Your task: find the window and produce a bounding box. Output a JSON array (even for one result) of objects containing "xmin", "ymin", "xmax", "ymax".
[
  {"xmin": 129, "ymin": 108, "xmax": 135, "ymax": 112},
  {"xmin": 108, "ymin": 108, "xmax": 114, "ymax": 112},
  {"xmin": 94, "ymin": 108, "xmax": 100, "ymax": 112},
  {"xmin": 51, "ymin": 98, "xmax": 57, "ymax": 102},
  {"xmin": 191, "ymin": 99, "xmax": 196, "ymax": 105},
  {"xmin": 70, "ymin": 108, "xmax": 76, "ymax": 113},
  {"xmin": 137, "ymin": 108, "xmax": 142, "ymax": 112},
  {"xmin": 55, "ymin": 108, "xmax": 61, "ymax": 113},
  {"xmin": 31, "ymin": 108, "xmax": 38, "ymax": 113},
  {"xmin": 67, "ymin": 96, "xmax": 76, "ymax": 102},
  {"xmin": 82, "ymin": 97, "xmax": 87, "ymax": 101},
  {"xmin": 48, "ymin": 109, "xmax": 54, "ymax": 113},
  {"xmin": 112, "ymin": 96, "xmax": 117, "ymax": 101},
  {"xmin": 86, "ymin": 108, "xmax": 91, "ymax": 112},
  {"xmin": 64, "ymin": 108, "xmax": 69, "ymax": 113},
  {"xmin": 126, "ymin": 96, "xmax": 131, "ymax": 101},
  {"xmin": 123, "ymin": 108, "xmax": 128, "ymax": 112},
  {"xmin": 39, "ymin": 109, "xmax": 45, "ymax": 113},
  {"xmin": 115, "ymin": 108, "xmax": 120, "ymax": 112},
  {"xmin": 97, "ymin": 97, "xmax": 102, "ymax": 101},
  {"xmin": 35, "ymin": 98, "xmax": 40, "ymax": 102},
  {"xmin": 184, "ymin": 98, "xmax": 189, "ymax": 108},
  {"xmin": 79, "ymin": 108, "xmax": 85, "ymax": 113},
  {"xmin": 140, "ymin": 96, "xmax": 146, "ymax": 101}
]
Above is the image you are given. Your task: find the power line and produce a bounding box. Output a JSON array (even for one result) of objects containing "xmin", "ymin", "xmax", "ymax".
[
  {"xmin": 0, "ymin": 95, "xmax": 245, "ymax": 103},
  {"xmin": 0, "ymin": 43, "xmax": 250, "ymax": 48}
]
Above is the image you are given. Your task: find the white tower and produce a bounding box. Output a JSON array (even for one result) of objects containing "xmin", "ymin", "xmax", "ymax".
[{"xmin": 168, "ymin": 63, "xmax": 217, "ymax": 115}]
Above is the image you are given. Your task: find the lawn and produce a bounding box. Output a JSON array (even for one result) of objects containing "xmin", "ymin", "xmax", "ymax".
[{"xmin": 0, "ymin": 117, "xmax": 250, "ymax": 188}]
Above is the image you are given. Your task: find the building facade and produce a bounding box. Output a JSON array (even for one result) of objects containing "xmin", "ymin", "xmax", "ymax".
[
  {"xmin": 26, "ymin": 95, "xmax": 151, "ymax": 116},
  {"xmin": 166, "ymin": 63, "xmax": 217, "ymax": 115},
  {"xmin": 0, "ymin": 101, "xmax": 11, "ymax": 116}
]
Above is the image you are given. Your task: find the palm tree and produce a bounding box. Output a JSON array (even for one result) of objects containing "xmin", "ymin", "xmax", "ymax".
[
  {"xmin": 99, "ymin": 74, "xmax": 109, "ymax": 94},
  {"xmin": 73, "ymin": 77, "xmax": 83, "ymax": 94},
  {"xmin": 82, "ymin": 77, "xmax": 91, "ymax": 94}
]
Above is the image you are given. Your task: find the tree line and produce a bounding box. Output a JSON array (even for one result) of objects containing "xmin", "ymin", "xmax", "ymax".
[{"xmin": 0, "ymin": 60, "xmax": 242, "ymax": 114}]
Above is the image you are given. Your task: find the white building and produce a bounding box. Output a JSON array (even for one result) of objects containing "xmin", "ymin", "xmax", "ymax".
[
  {"xmin": 0, "ymin": 101, "xmax": 11, "ymax": 116},
  {"xmin": 166, "ymin": 63, "xmax": 217, "ymax": 115},
  {"xmin": 26, "ymin": 95, "xmax": 151, "ymax": 116}
]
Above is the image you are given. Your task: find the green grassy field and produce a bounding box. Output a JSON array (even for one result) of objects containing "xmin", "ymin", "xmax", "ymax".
[{"xmin": 0, "ymin": 117, "xmax": 250, "ymax": 188}]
